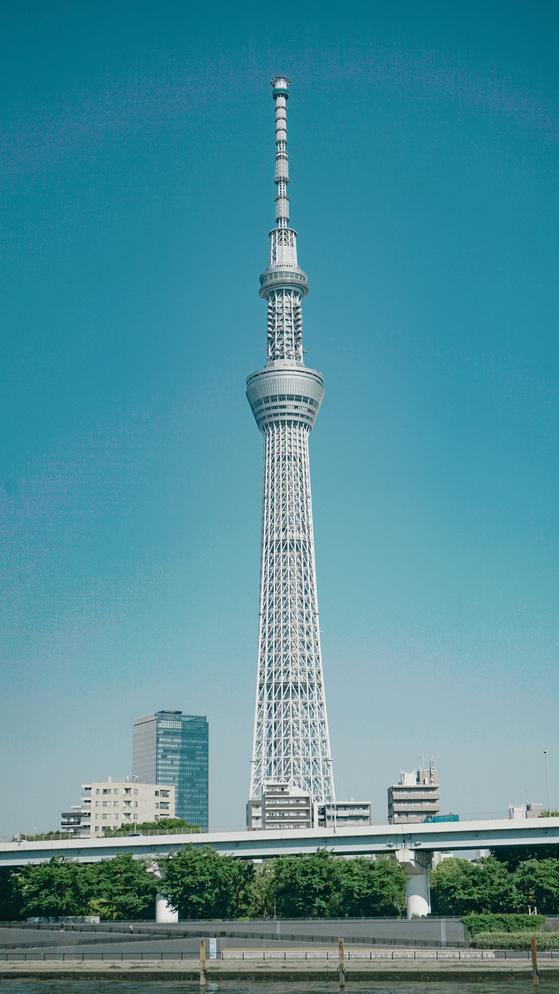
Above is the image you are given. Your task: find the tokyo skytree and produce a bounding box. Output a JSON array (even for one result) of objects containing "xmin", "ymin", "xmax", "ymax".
[{"xmin": 247, "ymin": 77, "xmax": 335, "ymax": 805}]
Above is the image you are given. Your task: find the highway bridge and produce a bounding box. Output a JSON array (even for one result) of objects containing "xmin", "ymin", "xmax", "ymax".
[
  {"xmin": 3, "ymin": 817, "xmax": 557, "ymax": 919},
  {"xmin": 2, "ymin": 816, "xmax": 558, "ymax": 866}
]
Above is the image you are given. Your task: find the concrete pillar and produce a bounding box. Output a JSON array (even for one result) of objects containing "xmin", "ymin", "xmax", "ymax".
[
  {"xmin": 395, "ymin": 848, "xmax": 432, "ymax": 919},
  {"xmin": 155, "ymin": 892, "xmax": 178, "ymax": 923},
  {"xmin": 405, "ymin": 863, "xmax": 431, "ymax": 918},
  {"xmin": 148, "ymin": 858, "xmax": 178, "ymax": 924}
]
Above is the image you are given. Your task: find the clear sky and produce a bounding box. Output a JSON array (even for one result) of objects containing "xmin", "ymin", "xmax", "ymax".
[{"xmin": 1, "ymin": 0, "xmax": 558, "ymax": 837}]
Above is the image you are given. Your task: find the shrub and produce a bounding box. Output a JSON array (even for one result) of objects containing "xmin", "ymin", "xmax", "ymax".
[
  {"xmin": 473, "ymin": 931, "xmax": 559, "ymax": 950},
  {"xmin": 462, "ymin": 912, "xmax": 546, "ymax": 936}
]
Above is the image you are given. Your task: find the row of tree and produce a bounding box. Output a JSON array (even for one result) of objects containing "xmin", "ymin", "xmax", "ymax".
[
  {"xmin": 1, "ymin": 849, "xmax": 558, "ymax": 921},
  {"xmin": 15, "ymin": 818, "xmax": 201, "ymax": 842},
  {"xmin": 431, "ymin": 855, "xmax": 559, "ymax": 915}
]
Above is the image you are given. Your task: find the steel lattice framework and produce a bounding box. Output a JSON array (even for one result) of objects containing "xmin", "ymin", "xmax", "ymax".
[{"xmin": 247, "ymin": 77, "xmax": 335, "ymax": 804}]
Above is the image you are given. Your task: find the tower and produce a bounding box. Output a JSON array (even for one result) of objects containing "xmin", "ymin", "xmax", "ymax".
[{"xmin": 247, "ymin": 77, "xmax": 335, "ymax": 809}]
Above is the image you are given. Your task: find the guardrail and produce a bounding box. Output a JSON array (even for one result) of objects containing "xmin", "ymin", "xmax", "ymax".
[{"xmin": 0, "ymin": 949, "xmax": 559, "ymax": 962}]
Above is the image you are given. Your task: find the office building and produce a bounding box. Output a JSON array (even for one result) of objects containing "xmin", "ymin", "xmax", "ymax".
[
  {"xmin": 387, "ymin": 765, "xmax": 440, "ymax": 824},
  {"xmin": 133, "ymin": 710, "xmax": 209, "ymax": 830}
]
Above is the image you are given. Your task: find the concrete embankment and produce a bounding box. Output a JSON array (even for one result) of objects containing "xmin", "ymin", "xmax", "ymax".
[{"xmin": 1, "ymin": 950, "xmax": 558, "ymax": 981}]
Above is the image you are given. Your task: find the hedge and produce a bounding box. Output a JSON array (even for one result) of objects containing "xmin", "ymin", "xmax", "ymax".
[
  {"xmin": 462, "ymin": 913, "xmax": 546, "ymax": 935},
  {"xmin": 473, "ymin": 931, "xmax": 559, "ymax": 950}
]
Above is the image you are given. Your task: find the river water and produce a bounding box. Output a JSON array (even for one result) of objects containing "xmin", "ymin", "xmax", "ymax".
[{"xmin": 0, "ymin": 982, "xmax": 555, "ymax": 993}]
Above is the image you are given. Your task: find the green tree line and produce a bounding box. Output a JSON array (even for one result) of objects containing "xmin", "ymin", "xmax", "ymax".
[
  {"xmin": 1, "ymin": 849, "xmax": 558, "ymax": 921},
  {"xmin": 431, "ymin": 855, "xmax": 559, "ymax": 915}
]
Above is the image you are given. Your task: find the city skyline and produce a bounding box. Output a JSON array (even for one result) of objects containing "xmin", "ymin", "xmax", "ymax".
[{"xmin": 1, "ymin": 2, "xmax": 558, "ymax": 838}]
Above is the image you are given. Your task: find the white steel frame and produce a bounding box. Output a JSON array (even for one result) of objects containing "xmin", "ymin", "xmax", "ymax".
[{"xmin": 247, "ymin": 77, "xmax": 335, "ymax": 804}]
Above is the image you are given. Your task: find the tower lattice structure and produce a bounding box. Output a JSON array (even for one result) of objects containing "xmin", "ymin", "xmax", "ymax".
[{"xmin": 247, "ymin": 77, "xmax": 335, "ymax": 805}]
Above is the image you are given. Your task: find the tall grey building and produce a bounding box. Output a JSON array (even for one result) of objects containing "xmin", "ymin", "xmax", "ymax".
[
  {"xmin": 387, "ymin": 765, "xmax": 440, "ymax": 825},
  {"xmin": 247, "ymin": 77, "xmax": 335, "ymax": 809},
  {"xmin": 133, "ymin": 710, "xmax": 208, "ymax": 830}
]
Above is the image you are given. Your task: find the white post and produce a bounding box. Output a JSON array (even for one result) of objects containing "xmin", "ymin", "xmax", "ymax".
[{"xmin": 155, "ymin": 892, "xmax": 178, "ymax": 923}]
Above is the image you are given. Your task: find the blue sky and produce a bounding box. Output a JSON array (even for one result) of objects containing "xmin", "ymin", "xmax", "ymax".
[{"xmin": 1, "ymin": 0, "xmax": 558, "ymax": 836}]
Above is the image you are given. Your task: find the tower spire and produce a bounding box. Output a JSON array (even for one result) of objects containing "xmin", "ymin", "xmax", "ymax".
[
  {"xmin": 271, "ymin": 75, "xmax": 290, "ymax": 228},
  {"xmin": 259, "ymin": 77, "xmax": 309, "ymax": 364}
]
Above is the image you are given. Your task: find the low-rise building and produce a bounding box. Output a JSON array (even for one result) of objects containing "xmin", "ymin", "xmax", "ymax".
[
  {"xmin": 247, "ymin": 782, "xmax": 314, "ymax": 830},
  {"xmin": 61, "ymin": 777, "xmax": 175, "ymax": 838},
  {"xmin": 247, "ymin": 784, "xmax": 373, "ymax": 831},
  {"xmin": 60, "ymin": 806, "xmax": 88, "ymax": 836},
  {"xmin": 387, "ymin": 765, "xmax": 440, "ymax": 824},
  {"xmin": 316, "ymin": 800, "xmax": 372, "ymax": 827},
  {"xmin": 508, "ymin": 802, "xmax": 544, "ymax": 820}
]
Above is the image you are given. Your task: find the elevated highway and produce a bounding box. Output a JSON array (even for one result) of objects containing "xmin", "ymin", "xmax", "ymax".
[
  {"xmin": 2, "ymin": 816, "xmax": 558, "ymax": 866},
  {"xmin": 3, "ymin": 817, "xmax": 557, "ymax": 920}
]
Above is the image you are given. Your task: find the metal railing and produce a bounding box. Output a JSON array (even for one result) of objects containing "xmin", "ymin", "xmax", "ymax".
[{"xmin": 0, "ymin": 948, "xmax": 558, "ymax": 962}]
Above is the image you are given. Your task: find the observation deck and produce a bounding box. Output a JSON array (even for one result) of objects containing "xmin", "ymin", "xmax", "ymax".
[{"xmin": 246, "ymin": 361, "xmax": 324, "ymax": 431}]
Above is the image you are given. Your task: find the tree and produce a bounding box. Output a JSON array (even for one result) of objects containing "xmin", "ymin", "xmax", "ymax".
[
  {"xmin": 247, "ymin": 862, "xmax": 275, "ymax": 918},
  {"xmin": 338, "ymin": 857, "xmax": 406, "ymax": 917},
  {"xmin": 430, "ymin": 857, "xmax": 520, "ymax": 915},
  {"xmin": 88, "ymin": 856, "xmax": 157, "ymax": 920},
  {"xmin": 0, "ymin": 868, "xmax": 23, "ymax": 920},
  {"xmin": 160, "ymin": 846, "xmax": 254, "ymax": 919},
  {"xmin": 103, "ymin": 818, "xmax": 200, "ymax": 837},
  {"xmin": 11, "ymin": 858, "xmax": 91, "ymax": 918},
  {"xmin": 270, "ymin": 851, "xmax": 341, "ymax": 918},
  {"xmin": 514, "ymin": 859, "xmax": 559, "ymax": 914},
  {"xmin": 492, "ymin": 844, "xmax": 559, "ymax": 870}
]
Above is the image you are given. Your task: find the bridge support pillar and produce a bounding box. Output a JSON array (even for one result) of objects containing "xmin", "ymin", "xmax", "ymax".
[
  {"xmin": 148, "ymin": 860, "xmax": 179, "ymax": 923},
  {"xmin": 396, "ymin": 848, "xmax": 432, "ymax": 919},
  {"xmin": 155, "ymin": 892, "xmax": 179, "ymax": 923}
]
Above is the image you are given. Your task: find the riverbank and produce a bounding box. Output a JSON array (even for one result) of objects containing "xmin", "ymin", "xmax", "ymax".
[{"xmin": 1, "ymin": 955, "xmax": 558, "ymax": 982}]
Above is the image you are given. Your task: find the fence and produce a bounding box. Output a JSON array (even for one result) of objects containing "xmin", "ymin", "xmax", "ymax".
[{"xmin": 1, "ymin": 948, "xmax": 559, "ymax": 962}]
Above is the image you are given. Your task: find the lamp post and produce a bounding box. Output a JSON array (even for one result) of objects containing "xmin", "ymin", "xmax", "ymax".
[{"xmin": 544, "ymin": 751, "xmax": 551, "ymax": 815}]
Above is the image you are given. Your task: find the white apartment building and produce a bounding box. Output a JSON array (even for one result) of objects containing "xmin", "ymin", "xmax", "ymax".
[
  {"xmin": 247, "ymin": 782, "xmax": 314, "ymax": 831},
  {"xmin": 75, "ymin": 778, "xmax": 175, "ymax": 837},
  {"xmin": 247, "ymin": 783, "xmax": 373, "ymax": 831},
  {"xmin": 316, "ymin": 800, "xmax": 372, "ymax": 828}
]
